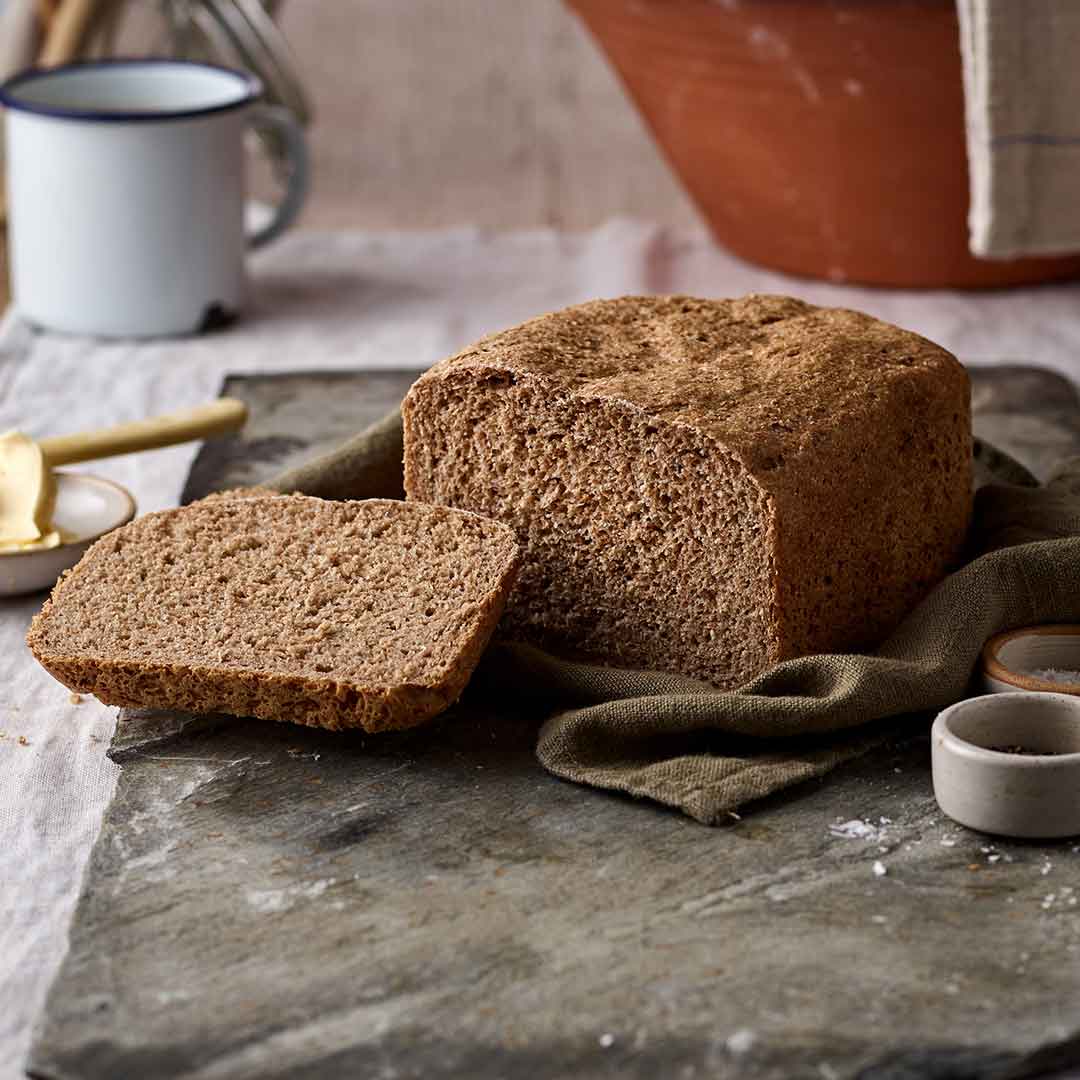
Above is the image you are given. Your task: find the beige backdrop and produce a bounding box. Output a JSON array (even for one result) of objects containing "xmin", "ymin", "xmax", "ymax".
[{"xmin": 273, "ymin": 0, "xmax": 700, "ymax": 229}]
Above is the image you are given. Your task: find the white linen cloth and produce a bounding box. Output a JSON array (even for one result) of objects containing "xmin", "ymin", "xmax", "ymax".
[
  {"xmin": 958, "ymin": 0, "xmax": 1080, "ymax": 258},
  {"xmin": 4, "ymin": 223, "xmax": 1080, "ymax": 1077}
]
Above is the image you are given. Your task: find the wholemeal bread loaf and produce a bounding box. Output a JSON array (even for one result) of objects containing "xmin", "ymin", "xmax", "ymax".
[
  {"xmin": 27, "ymin": 496, "xmax": 520, "ymax": 732},
  {"xmin": 402, "ymin": 294, "xmax": 972, "ymax": 688}
]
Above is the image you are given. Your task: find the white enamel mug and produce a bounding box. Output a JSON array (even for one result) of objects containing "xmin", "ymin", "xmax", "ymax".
[{"xmin": 0, "ymin": 59, "xmax": 308, "ymax": 337}]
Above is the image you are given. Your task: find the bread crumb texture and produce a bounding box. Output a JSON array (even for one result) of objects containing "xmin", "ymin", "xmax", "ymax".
[
  {"xmin": 27, "ymin": 496, "xmax": 520, "ymax": 732},
  {"xmin": 403, "ymin": 294, "xmax": 972, "ymax": 688}
]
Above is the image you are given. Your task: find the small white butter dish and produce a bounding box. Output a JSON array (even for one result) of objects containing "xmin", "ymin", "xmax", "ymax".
[
  {"xmin": 0, "ymin": 473, "xmax": 135, "ymax": 598},
  {"xmin": 932, "ymin": 692, "xmax": 1080, "ymax": 839},
  {"xmin": 982, "ymin": 625, "xmax": 1080, "ymax": 695}
]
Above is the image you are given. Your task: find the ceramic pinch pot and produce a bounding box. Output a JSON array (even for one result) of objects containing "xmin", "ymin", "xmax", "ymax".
[
  {"xmin": 565, "ymin": 0, "xmax": 1080, "ymax": 288},
  {"xmin": 982, "ymin": 625, "xmax": 1080, "ymax": 696},
  {"xmin": 932, "ymin": 692, "xmax": 1080, "ymax": 839}
]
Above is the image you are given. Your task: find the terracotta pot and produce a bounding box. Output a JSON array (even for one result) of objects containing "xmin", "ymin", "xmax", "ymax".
[{"xmin": 567, "ymin": 0, "xmax": 1080, "ymax": 289}]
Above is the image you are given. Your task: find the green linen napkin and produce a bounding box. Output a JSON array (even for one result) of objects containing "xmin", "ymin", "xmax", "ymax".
[{"xmin": 271, "ymin": 418, "xmax": 1080, "ymax": 824}]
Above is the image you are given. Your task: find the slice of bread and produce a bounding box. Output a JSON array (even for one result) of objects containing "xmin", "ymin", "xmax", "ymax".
[
  {"xmin": 403, "ymin": 294, "xmax": 972, "ymax": 689},
  {"xmin": 27, "ymin": 496, "xmax": 520, "ymax": 732}
]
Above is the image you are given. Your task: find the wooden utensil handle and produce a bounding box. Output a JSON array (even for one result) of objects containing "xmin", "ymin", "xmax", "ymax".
[
  {"xmin": 37, "ymin": 0, "xmax": 100, "ymax": 66},
  {"xmin": 40, "ymin": 399, "xmax": 248, "ymax": 467}
]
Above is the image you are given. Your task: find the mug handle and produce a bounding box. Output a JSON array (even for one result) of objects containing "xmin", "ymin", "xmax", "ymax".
[{"xmin": 245, "ymin": 104, "xmax": 309, "ymax": 250}]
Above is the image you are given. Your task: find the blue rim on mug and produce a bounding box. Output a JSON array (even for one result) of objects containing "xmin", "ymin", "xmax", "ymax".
[{"xmin": 0, "ymin": 58, "xmax": 263, "ymax": 123}]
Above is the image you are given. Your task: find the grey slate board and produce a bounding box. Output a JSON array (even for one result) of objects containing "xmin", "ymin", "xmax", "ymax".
[
  {"xmin": 179, "ymin": 369, "xmax": 421, "ymax": 504},
  {"xmin": 28, "ymin": 367, "xmax": 1080, "ymax": 1080}
]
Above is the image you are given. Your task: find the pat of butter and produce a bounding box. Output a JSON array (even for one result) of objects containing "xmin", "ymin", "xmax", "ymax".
[{"xmin": 0, "ymin": 430, "xmax": 60, "ymax": 553}]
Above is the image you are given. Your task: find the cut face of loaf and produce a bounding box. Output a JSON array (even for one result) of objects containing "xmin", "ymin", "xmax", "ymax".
[
  {"xmin": 27, "ymin": 496, "xmax": 520, "ymax": 732},
  {"xmin": 402, "ymin": 294, "xmax": 972, "ymax": 688}
]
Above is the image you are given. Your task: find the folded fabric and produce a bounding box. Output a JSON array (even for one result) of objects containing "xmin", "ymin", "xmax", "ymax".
[
  {"xmin": 958, "ymin": 0, "xmax": 1080, "ymax": 258},
  {"xmin": 272, "ymin": 419, "xmax": 1080, "ymax": 824}
]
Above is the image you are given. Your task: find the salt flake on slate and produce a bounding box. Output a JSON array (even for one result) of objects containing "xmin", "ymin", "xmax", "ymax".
[
  {"xmin": 726, "ymin": 1030, "xmax": 757, "ymax": 1055},
  {"xmin": 829, "ymin": 819, "xmax": 879, "ymax": 840}
]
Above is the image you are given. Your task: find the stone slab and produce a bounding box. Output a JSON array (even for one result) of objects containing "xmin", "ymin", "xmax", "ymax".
[{"xmin": 27, "ymin": 367, "xmax": 1080, "ymax": 1080}]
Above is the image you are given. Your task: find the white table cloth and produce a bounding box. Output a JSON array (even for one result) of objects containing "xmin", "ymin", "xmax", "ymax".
[
  {"xmin": 4, "ymin": 222, "xmax": 1080, "ymax": 1077},
  {"xmin": 958, "ymin": 0, "xmax": 1080, "ymax": 258}
]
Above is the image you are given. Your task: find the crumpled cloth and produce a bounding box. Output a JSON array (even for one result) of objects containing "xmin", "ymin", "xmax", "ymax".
[
  {"xmin": 958, "ymin": 0, "xmax": 1080, "ymax": 257},
  {"xmin": 274, "ymin": 415, "xmax": 1080, "ymax": 824}
]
